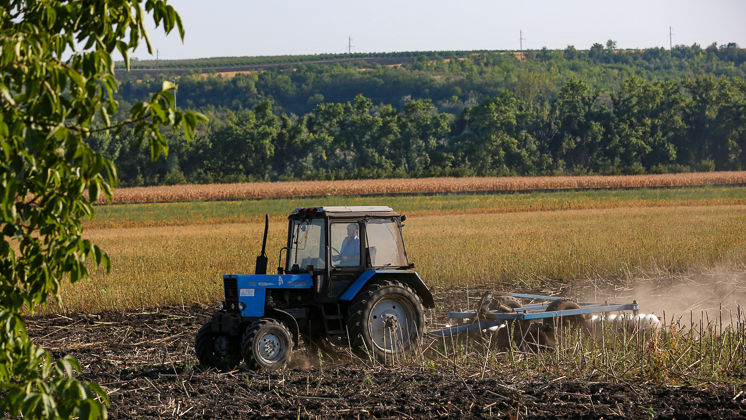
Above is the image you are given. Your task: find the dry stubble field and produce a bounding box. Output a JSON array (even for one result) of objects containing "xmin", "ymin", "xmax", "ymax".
[
  {"xmin": 56, "ymin": 204, "xmax": 746, "ymax": 314},
  {"xmin": 100, "ymin": 171, "xmax": 746, "ymax": 204},
  {"xmin": 26, "ymin": 176, "xmax": 746, "ymax": 418}
]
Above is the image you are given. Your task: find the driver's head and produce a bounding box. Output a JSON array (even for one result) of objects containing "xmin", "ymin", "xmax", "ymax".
[{"xmin": 347, "ymin": 223, "xmax": 358, "ymax": 237}]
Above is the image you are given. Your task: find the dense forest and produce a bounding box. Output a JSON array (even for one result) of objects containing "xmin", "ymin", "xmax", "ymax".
[{"xmin": 95, "ymin": 43, "xmax": 746, "ymax": 185}]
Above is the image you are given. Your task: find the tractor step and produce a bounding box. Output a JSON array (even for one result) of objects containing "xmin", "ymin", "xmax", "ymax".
[{"xmin": 321, "ymin": 304, "xmax": 345, "ymax": 335}]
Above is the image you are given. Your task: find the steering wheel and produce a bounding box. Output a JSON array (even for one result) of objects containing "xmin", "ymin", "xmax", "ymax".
[{"xmin": 331, "ymin": 246, "xmax": 341, "ymax": 262}]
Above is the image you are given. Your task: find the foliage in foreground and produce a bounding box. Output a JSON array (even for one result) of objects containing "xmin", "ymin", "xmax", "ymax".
[{"xmin": 0, "ymin": 0, "xmax": 204, "ymax": 418}]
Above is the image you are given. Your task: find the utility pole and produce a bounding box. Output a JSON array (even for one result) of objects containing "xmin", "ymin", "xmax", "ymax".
[
  {"xmin": 519, "ymin": 30, "xmax": 525, "ymax": 52},
  {"xmin": 669, "ymin": 26, "xmax": 673, "ymax": 50},
  {"xmin": 156, "ymin": 49, "xmax": 159, "ymax": 68},
  {"xmin": 348, "ymin": 36, "xmax": 353, "ymax": 54}
]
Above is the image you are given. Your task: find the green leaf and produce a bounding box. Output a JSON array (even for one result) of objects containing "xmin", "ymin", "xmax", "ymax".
[
  {"xmin": 1, "ymin": 180, "xmax": 18, "ymax": 222},
  {"xmin": 162, "ymin": 80, "xmax": 176, "ymax": 91},
  {"xmin": 87, "ymin": 382, "xmax": 111, "ymax": 406},
  {"xmin": 149, "ymin": 102, "xmax": 166, "ymax": 122},
  {"xmin": 76, "ymin": 399, "xmax": 101, "ymax": 420},
  {"xmin": 88, "ymin": 180, "xmax": 100, "ymax": 202}
]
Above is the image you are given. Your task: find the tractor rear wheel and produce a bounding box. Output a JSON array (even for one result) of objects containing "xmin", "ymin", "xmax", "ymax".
[
  {"xmin": 194, "ymin": 321, "xmax": 242, "ymax": 371},
  {"xmin": 242, "ymin": 318, "xmax": 293, "ymax": 371},
  {"xmin": 348, "ymin": 280, "xmax": 425, "ymax": 362}
]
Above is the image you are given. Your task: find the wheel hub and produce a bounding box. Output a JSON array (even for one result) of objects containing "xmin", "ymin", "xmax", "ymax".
[
  {"xmin": 214, "ymin": 336, "xmax": 230, "ymax": 357},
  {"xmin": 384, "ymin": 314, "xmax": 400, "ymax": 330},
  {"xmin": 369, "ymin": 297, "xmax": 412, "ymax": 352},
  {"xmin": 258, "ymin": 333, "xmax": 283, "ymax": 361}
]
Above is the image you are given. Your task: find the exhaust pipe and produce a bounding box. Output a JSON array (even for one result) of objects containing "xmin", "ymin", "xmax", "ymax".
[{"xmin": 255, "ymin": 214, "xmax": 269, "ymax": 274}]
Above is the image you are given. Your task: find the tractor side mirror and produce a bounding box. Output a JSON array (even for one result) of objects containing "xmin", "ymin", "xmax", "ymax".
[{"xmin": 277, "ymin": 246, "xmax": 289, "ymax": 274}]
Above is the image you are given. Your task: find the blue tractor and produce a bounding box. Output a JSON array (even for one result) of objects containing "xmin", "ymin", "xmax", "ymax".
[{"xmin": 195, "ymin": 206, "xmax": 435, "ymax": 371}]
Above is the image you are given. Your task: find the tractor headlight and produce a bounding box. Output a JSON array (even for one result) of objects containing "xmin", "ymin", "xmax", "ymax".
[{"xmin": 239, "ymin": 302, "xmax": 246, "ymax": 311}]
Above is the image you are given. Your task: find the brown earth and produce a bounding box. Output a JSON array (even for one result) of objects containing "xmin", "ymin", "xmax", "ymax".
[{"xmin": 26, "ymin": 286, "xmax": 746, "ymax": 419}]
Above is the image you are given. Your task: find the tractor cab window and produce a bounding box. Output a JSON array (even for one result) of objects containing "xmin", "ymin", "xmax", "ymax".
[
  {"xmin": 366, "ymin": 218, "xmax": 408, "ymax": 267},
  {"xmin": 288, "ymin": 218, "xmax": 326, "ymax": 272},
  {"xmin": 331, "ymin": 222, "xmax": 361, "ymax": 267}
]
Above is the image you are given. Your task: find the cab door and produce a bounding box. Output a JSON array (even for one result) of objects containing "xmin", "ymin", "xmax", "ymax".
[{"xmin": 327, "ymin": 220, "xmax": 364, "ymax": 298}]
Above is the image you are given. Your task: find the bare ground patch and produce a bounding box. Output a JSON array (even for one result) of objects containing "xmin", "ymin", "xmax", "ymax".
[{"xmin": 26, "ymin": 282, "xmax": 746, "ymax": 418}]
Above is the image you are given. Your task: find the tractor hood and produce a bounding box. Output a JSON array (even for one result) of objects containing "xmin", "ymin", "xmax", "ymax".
[{"xmin": 223, "ymin": 273, "xmax": 313, "ymax": 317}]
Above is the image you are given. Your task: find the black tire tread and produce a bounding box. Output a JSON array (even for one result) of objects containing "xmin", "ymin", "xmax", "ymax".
[{"xmin": 194, "ymin": 321, "xmax": 241, "ymax": 371}]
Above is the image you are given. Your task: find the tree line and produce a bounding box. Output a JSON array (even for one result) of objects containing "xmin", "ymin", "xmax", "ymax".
[{"xmin": 90, "ymin": 75, "xmax": 746, "ymax": 185}]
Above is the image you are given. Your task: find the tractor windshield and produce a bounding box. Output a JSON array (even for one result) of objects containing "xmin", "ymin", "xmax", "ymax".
[{"xmin": 288, "ymin": 218, "xmax": 326, "ymax": 271}]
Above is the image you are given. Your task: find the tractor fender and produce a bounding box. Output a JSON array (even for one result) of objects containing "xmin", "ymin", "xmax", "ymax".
[
  {"xmin": 340, "ymin": 270, "xmax": 435, "ymax": 308},
  {"xmin": 265, "ymin": 308, "xmax": 300, "ymax": 346}
]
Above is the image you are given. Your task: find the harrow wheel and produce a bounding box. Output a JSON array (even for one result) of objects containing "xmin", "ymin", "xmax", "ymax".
[
  {"xmin": 194, "ymin": 321, "xmax": 242, "ymax": 371},
  {"xmin": 543, "ymin": 299, "xmax": 586, "ymax": 329},
  {"xmin": 242, "ymin": 318, "xmax": 293, "ymax": 371},
  {"xmin": 348, "ymin": 280, "xmax": 425, "ymax": 361},
  {"xmin": 491, "ymin": 295, "xmax": 522, "ymax": 312}
]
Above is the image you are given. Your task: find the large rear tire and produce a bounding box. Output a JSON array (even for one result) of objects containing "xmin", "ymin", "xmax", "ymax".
[
  {"xmin": 242, "ymin": 318, "xmax": 293, "ymax": 371},
  {"xmin": 194, "ymin": 321, "xmax": 242, "ymax": 371},
  {"xmin": 348, "ymin": 280, "xmax": 425, "ymax": 361}
]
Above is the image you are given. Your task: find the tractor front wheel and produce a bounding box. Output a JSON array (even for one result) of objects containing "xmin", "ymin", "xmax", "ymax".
[
  {"xmin": 194, "ymin": 321, "xmax": 242, "ymax": 371},
  {"xmin": 242, "ymin": 318, "xmax": 293, "ymax": 371},
  {"xmin": 348, "ymin": 280, "xmax": 425, "ymax": 361}
]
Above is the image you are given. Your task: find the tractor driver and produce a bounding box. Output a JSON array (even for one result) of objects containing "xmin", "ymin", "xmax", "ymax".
[{"xmin": 337, "ymin": 223, "xmax": 360, "ymax": 265}]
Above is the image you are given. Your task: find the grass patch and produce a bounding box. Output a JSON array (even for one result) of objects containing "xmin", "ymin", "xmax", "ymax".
[{"xmin": 89, "ymin": 185, "xmax": 746, "ymax": 228}]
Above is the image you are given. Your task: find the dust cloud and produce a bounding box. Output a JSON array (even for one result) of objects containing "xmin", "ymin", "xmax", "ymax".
[{"xmin": 583, "ymin": 267, "xmax": 746, "ymax": 327}]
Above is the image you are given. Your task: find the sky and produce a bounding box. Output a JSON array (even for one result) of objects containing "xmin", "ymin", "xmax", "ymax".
[{"xmin": 132, "ymin": 0, "xmax": 746, "ymax": 60}]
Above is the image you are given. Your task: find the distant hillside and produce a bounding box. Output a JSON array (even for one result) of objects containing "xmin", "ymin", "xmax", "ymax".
[
  {"xmin": 93, "ymin": 43, "xmax": 746, "ymax": 187},
  {"xmin": 115, "ymin": 55, "xmax": 417, "ymax": 77},
  {"xmin": 115, "ymin": 43, "xmax": 746, "ymax": 116}
]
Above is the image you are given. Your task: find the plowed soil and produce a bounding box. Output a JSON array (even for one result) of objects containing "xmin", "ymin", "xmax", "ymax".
[{"xmin": 26, "ymin": 287, "xmax": 746, "ymax": 419}]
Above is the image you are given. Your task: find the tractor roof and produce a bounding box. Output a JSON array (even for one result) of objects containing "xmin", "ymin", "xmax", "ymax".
[{"xmin": 291, "ymin": 206, "xmax": 398, "ymax": 217}]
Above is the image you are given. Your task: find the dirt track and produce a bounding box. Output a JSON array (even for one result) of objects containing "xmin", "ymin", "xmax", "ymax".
[{"xmin": 27, "ymin": 287, "xmax": 746, "ymax": 419}]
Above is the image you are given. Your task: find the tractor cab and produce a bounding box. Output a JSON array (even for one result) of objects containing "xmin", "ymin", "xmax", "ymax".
[{"xmin": 283, "ymin": 206, "xmax": 410, "ymax": 300}]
